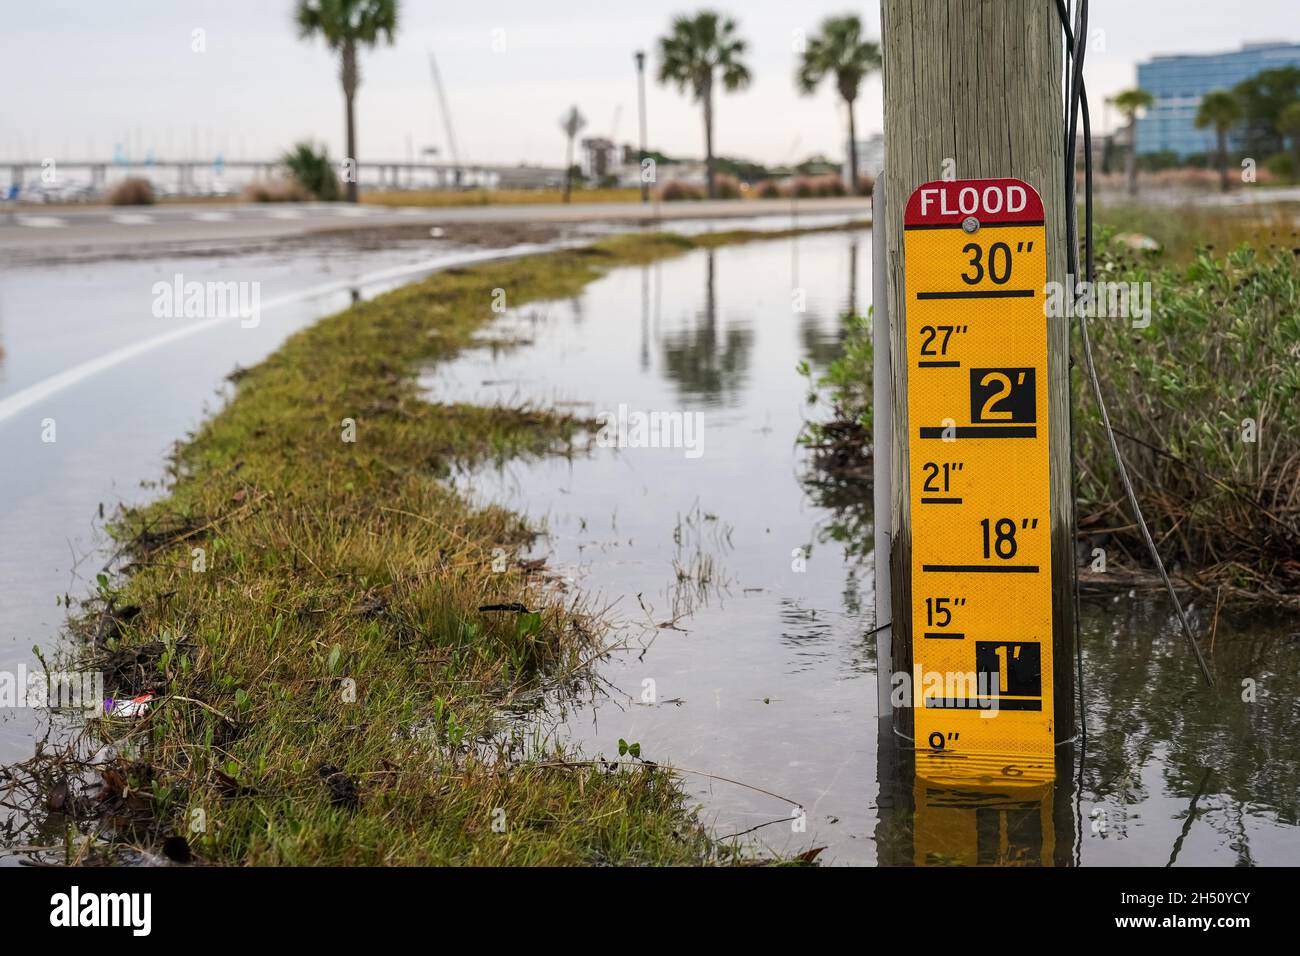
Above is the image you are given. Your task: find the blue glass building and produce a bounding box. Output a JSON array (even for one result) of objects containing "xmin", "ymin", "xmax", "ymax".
[{"xmin": 1136, "ymin": 42, "xmax": 1300, "ymax": 157}]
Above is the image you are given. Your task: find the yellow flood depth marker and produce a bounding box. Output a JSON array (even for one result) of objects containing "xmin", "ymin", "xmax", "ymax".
[{"xmin": 903, "ymin": 178, "xmax": 1054, "ymax": 782}]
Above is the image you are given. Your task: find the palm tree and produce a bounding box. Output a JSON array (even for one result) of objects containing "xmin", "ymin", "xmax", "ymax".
[
  {"xmin": 295, "ymin": 0, "xmax": 400, "ymax": 203},
  {"xmin": 1278, "ymin": 101, "xmax": 1300, "ymax": 182},
  {"xmin": 657, "ymin": 11, "xmax": 752, "ymax": 199},
  {"xmin": 1195, "ymin": 90, "xmax": 1242, "ymax": 192},
  {"xmin": 1111, "ymin": 88, "xmax": 1154, "ymax": 197},
  {"xmin": 796, "ymin": 15, "xmax": 881, "ymax": 195},
  {"xmin": 559, "ymin": 106, "xmax": 587, "ymax": 203}
]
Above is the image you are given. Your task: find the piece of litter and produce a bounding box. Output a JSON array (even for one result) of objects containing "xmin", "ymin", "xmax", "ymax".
[{"xmin": 104, "ymin": 693, "xmax": 154, "ymax": 717}]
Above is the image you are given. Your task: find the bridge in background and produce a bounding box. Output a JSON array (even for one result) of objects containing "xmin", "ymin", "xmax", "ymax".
[{"xmin": 5, "ymin": 158, "xmax": 566, "ymax": 200}]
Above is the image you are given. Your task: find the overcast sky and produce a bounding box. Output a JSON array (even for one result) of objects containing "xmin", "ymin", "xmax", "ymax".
[{"xmin": 2, "ymin": 1, "xmax": 1297, "ymax": 167}]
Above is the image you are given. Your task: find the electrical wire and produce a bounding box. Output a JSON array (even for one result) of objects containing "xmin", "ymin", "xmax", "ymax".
[
  {"xmin": 1052, "ymin": 0, "xmax": 1214, "ymax": 687},
  {"xmin": 1058, "ymin": 0, "xmax": 1089, "ymax": 750},
  {"xmin": 1059, "ymin": 0, "xmax": 1089, "ymax": 867}
]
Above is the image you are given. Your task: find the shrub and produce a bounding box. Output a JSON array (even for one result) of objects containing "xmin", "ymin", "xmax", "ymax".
[
  {"xmin": 755, "ymin": 179, "xmax": 784, "ymax": 199},
  {"xmin": 281, "ymin": 141, "xmax": 340, "ymax": 201},
  {"xmin": 1070, "ymin": 233, "xmax": 1300, "ymax": 590},
  {"xmin": 790, "ymin": 173, "xmax": 847, "ymax": 198},
  {"xmin": 814, "ymin": 174, "xmax": 848, "ymax": 197},
  {"xmin": 805, "ymin": 219, "xmax": 1300, "ymax": 600},
  {"xmin": 658, "ymin": 180, "xmax": 705, "ymax": 201},
  {"xmin": 106, "ymin": 177, "xmax": 155, "ymax": 205},
  {"xmin": 1263, "ymin": 152, "xmax": 1295, "ymax": 179},
  {"xmin": 713, "ymin": 173, "xmax": 743, "ymax": 199},
  {"xmin": 242, "ymin": 178, "xmax": 313, "ymax": 203}
]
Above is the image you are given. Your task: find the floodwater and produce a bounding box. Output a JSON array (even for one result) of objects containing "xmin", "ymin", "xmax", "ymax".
[
  {"xmin": 0, "ymin": 230, "xmax": 573, "ymax": 786},
  {"xmin": 427, "ymin": 228, "xmax": 1300, "ymax": 866},
  {"xmin": 0, "ymin": 212, "xmax": 859, "ymax": 860}
]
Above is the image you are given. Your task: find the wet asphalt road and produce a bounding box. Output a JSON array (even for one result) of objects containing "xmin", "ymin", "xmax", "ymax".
[{"xmin": 0, "ymin": 196, "xmax": 871, "ymax": 261}]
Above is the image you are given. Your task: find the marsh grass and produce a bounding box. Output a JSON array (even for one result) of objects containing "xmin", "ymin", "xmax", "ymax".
[
  {"xmin": 34, "ymin": 226, "xmax": 861, "ymax": 865},
  {"xmin": 1074, "ymin": 227, "xmax": 1300, "ymax": 603},
  {"xmin": 1092, "ymin": 201, "xmax": 1300, "ymax": 265}
]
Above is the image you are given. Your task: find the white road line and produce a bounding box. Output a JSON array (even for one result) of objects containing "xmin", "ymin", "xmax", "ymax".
[
  {"xmin": 0, "ymin": 243, "xmax": 572, "ymax": 428},
  {"xmin": 266, "ymin": 209, "xmax": 303, "ymax": 219},
  {"xmin": 193, "ymin": 211, "xmax": 232, "ymax": 221},
  {"xmin": 333, "ymin": 206, "xmax": 374, "ymax": 217},
  {"xmin": 111, "ymin": 213, "xmax": 153, "ymax": 225},
  {"xmin": 14, "ymin": 216, "xmax": 66, "ymax": 228}
]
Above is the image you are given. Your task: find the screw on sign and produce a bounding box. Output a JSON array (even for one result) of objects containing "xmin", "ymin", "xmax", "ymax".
[{"xmin": 902, "ymin": 178, "xmax": 1054, "ymax": 785}]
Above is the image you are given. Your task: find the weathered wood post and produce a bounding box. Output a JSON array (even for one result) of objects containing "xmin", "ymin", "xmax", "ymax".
[{"xmin": 881, "ymin": 0, "xmax": 1074, "ymax": 753}]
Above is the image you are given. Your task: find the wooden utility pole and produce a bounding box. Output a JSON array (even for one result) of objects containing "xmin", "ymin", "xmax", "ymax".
[{"xmin": 881, "ymin": 0, "xmax": 1074, "ymax": 746}]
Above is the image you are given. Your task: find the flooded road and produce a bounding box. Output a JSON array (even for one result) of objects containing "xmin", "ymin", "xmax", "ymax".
[
  {"xmin": 427, "ymin": 228, "xmax": 1300, "ymax": 865},
  {"xmin": 0, "ymin": 229, "xmax": 576, "ymax": 782},
  {"xmin": 0, "ymin": 212, "xmax": 860, "ymax": 858},
  {"xmin": 3, "ymin": 217, "xmax": 1294, "ymax": 866}
]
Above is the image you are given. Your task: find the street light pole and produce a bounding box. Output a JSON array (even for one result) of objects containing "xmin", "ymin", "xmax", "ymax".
[{"xmin": 635, "ymin": 50, "xmax": 649, "ymax": 203}]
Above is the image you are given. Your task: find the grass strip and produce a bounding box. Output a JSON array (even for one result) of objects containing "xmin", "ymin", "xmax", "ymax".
[{"xmin": 49, "ymin": 224, "xmax": 862, "ymax": 865}]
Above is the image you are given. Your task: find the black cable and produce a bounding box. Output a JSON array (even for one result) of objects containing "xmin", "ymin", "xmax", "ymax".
[
  {"xmin": 1062, "ymin": 2, "xmax": 1091, "ymax": 863},
  {"xmin": 1056, "ymin": 0, "xmax": 1088, "ymax": 746},
  {"xmin": 1051, "ymin": 0, "xmax": 1214, "ymax": 688},
  {"xmin": 1060, "ymin": 0, "xmax": 1080, "ymax": 281}
]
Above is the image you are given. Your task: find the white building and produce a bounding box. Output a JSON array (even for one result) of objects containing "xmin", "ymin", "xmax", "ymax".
[{"xmin": 845, "ymin": 133, "xmax": 885, "ymax": 182}]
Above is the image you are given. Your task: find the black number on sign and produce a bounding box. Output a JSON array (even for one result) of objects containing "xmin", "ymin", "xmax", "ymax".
[
  {"xmin": 922, "ymin": 462, "xmax": 939, "ymax": 492},
  {"xmin": 988, "ymin": 242, "xmax": 1013, "ymax": 284},
  {"xmin": 928, "ymin": 731, "xmax": 959, "ymax": 751},
  {"xmin": 961, "ymin": 243, "xmax": 983, "ymax": 284},
  {"xmin": 961, "ymin": 243, "xmax": 1013, "ymax": 285},
  {"xmin": 925, "ymin": 596, "xmax": 966, "ymax": 627},
  {"xmin": 921, "ymin": 461, "xmax": 962, "ymax": 492},
  {"xmin": 920, "ymin": 325, "xmax": 965, "ymax": 355},
  {"xmin": 920, "ymin": 325, "xmax": 937, "ymax": 355},
  {"xmin": 980, "ymin": 518, "xmax": 1019, "ymax": 559},
  {"xmin": 926, "ymin": 597, "xmax": 950, "ymax": 627}
]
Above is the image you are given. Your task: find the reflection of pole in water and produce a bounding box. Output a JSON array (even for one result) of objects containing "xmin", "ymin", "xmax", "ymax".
[
  {"xmin": 639, "ymin": 265, "xmax": 650, "ymax": 370},
  {"xmin": 703, "ymin": 249, "xmax": 716, "ymax": 344},
  {"xmin": 873, "ymin": 716, "xmax": 905, "ymax": 865},
  {"xmin": 911, "ymin": 775, "xmax": 1055, "ymax": 866},
  {"xmin": 654, "ymin": 262, "xmax": 662, "ymax": 344},
  {"xmin": 882, "ymin": 745, "xmax": 1077, "ymax": 866},
  {"xmin": 847, "ymin": 239, "xmax": 858, "ymax": 318}
]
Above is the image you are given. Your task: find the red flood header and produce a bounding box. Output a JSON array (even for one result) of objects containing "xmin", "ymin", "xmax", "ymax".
[{"xmin": 904, "ymin": 178, "xmax": 1044, "ymax": 228}]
